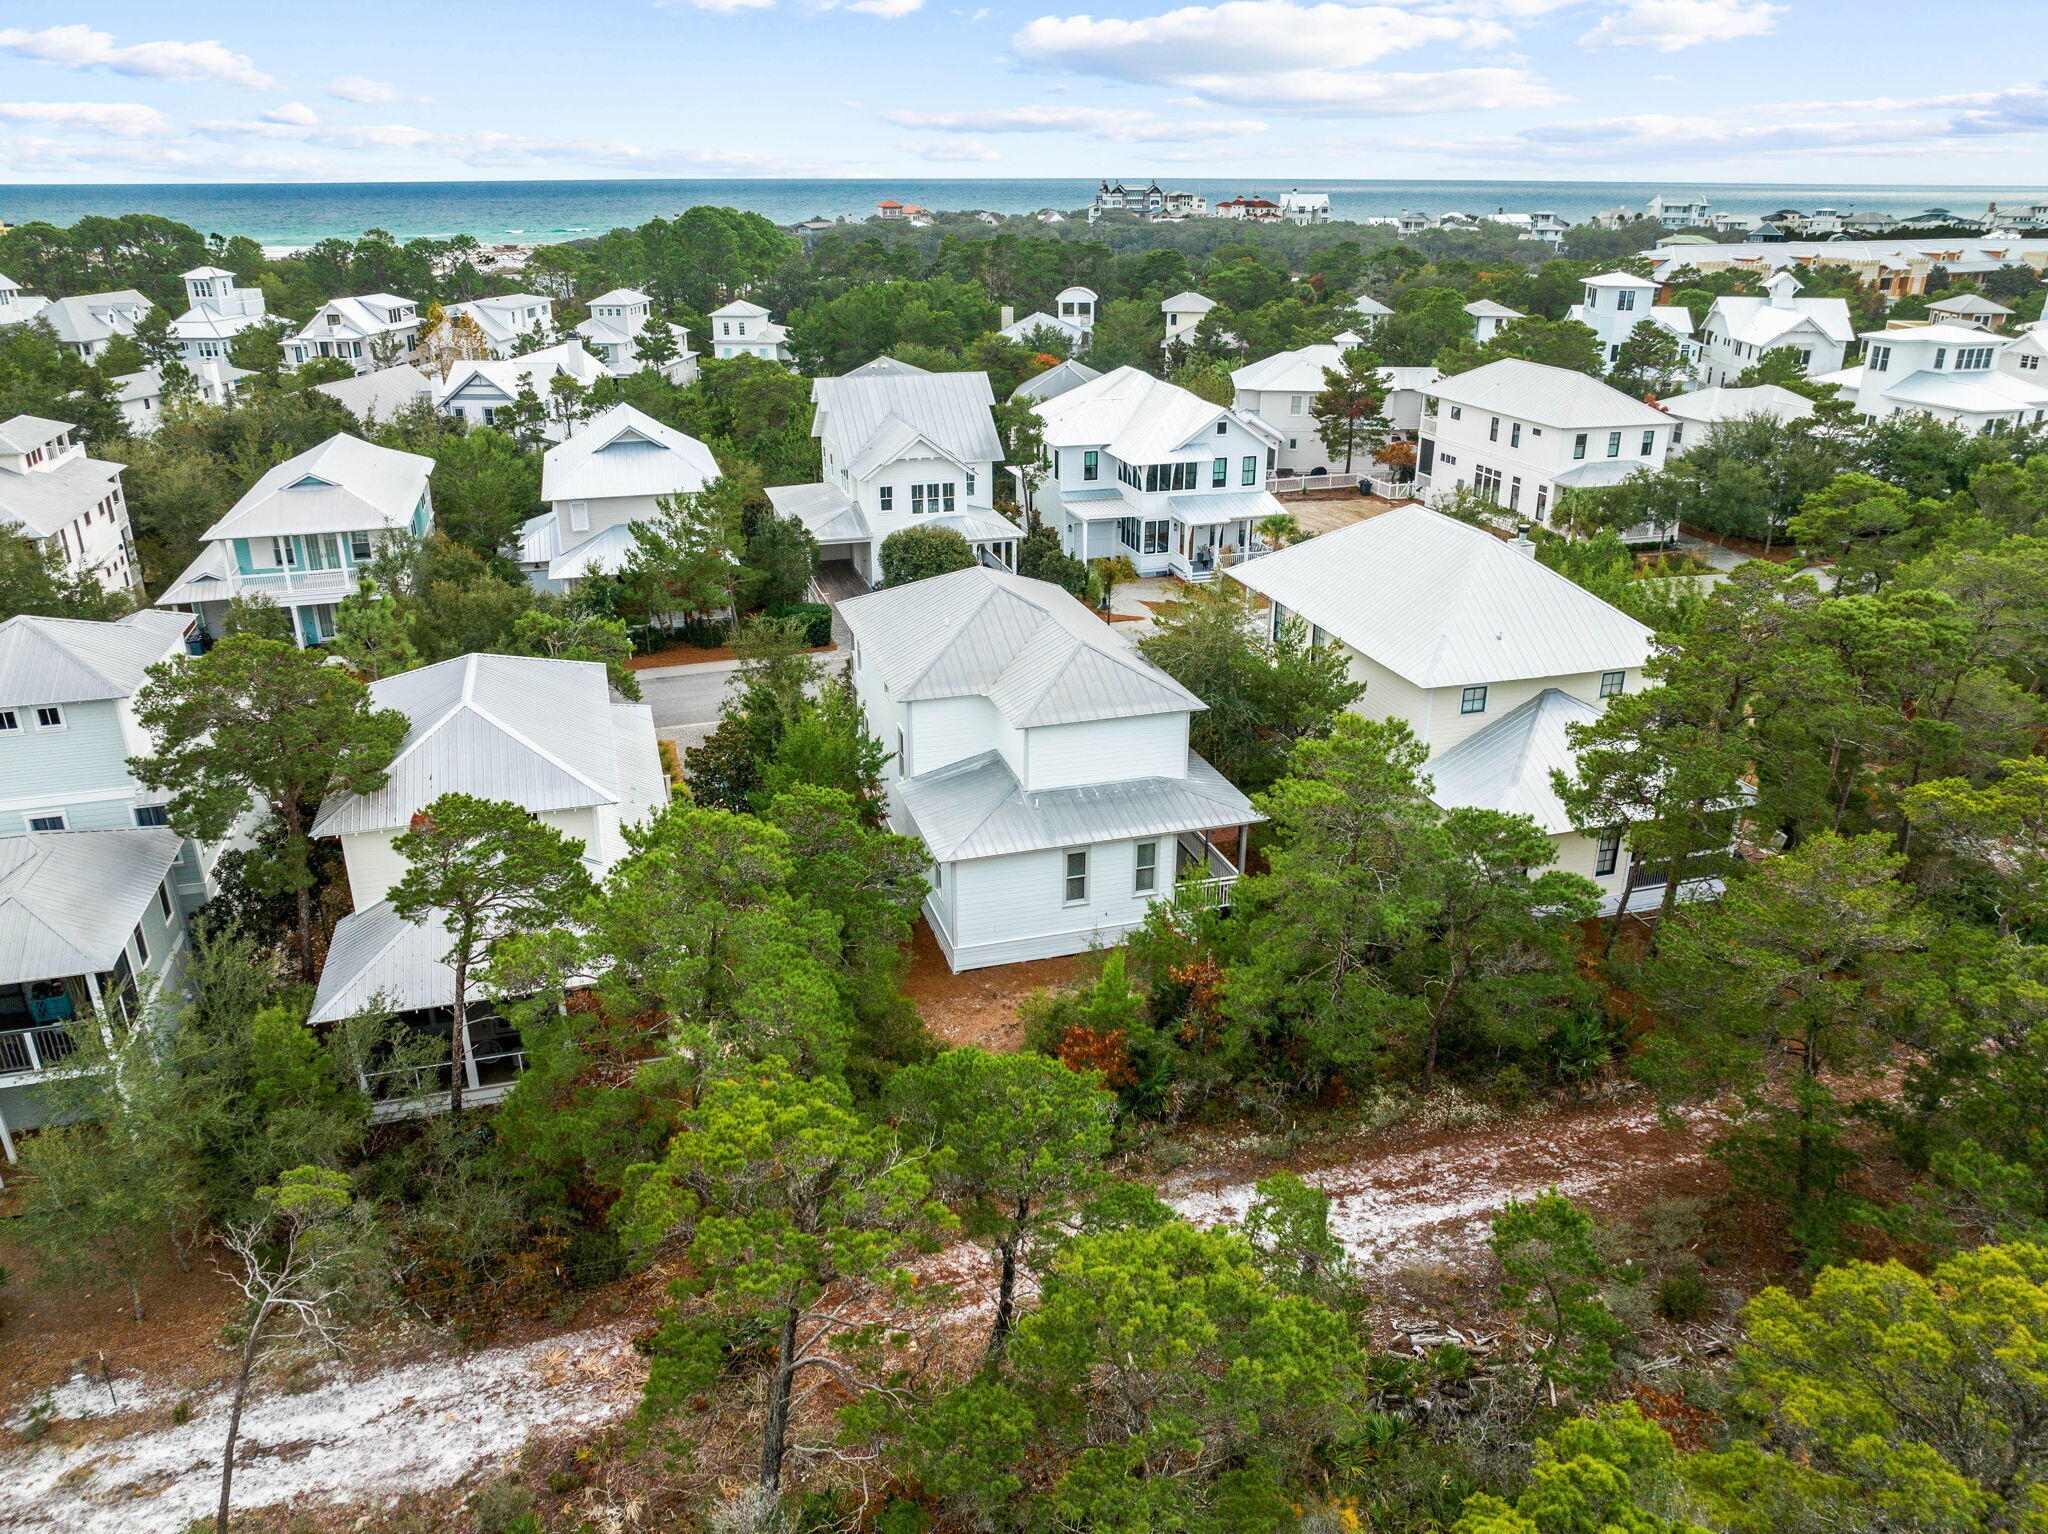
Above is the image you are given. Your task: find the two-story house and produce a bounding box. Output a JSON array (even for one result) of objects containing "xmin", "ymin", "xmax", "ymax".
[
  {"xmin": 1161, "ymin": 291, "xmax": 1217, "ymax": 351},
  {"xmin": 766, "ymin": 360, "xmax": 1015, "ymax": 588},
  {"xmin": 1026, "ymin": 366, "xmax": 1287, "ymax": 580},
  {"xmin": 111, "ymin": 358, "xmax": 251, "ymax": 434},
  {"xmin": 172, "ymin": 266, "xmax": 267, "ymax": 366},
  {"xmin": 1661, "ymin": 383, "xmax": 1815, "ymax": 449},
  {"xmin": 0, "ymin": 414, "xmax": 141, "ymax": 595},
  {"xmin": 0, "ymin": 273, "xmax": 48, "ymax": 328},
  {"xmin": 307, "ymin": 652, "xmax": 666, "ymax": 1111},
  {"xmin": 0, "ymin": 827, "xmax": 190, "ymax": 1155},
  {"xmin": 573, "ymin": 289, "xmax": 698, "ymax": 381},
  {"xmin": 1821, "ymin": 321, "xmax": 2048, "ymax": 432},
  {"xmin": 0, "ymin": 608, "xmax": 247, "ymax": 912},
  {"xmin": 440, "ymin": 292, "xmax": 554, "ymax": 357},
  {"xmin": 1230, "ymin": 343, "xmax": 1442, "ymax": 474},
  {"xmin": 1647, "ymin": 194, "xmax": 1712, "ymax": 229},
  {"xmin": 1566, "ymin": 272, "xmax": 1700, "ymax": 370},
  {"xmin": 707, "ymin": 300, "xmax": 792, "ymax": 363},
  {"xmin": 842, "ymin": 564, "xmax": 1258, "ymax": 970},
  {"xmin": 1695, "ymin": 272, "xmax": 1854, "ymax": 386},
  {"xmin": 284, "ymin": 293, "xmax": 421, "ymax": 374},
  {"xmin": 1227, "ymin": 504, "xmax": 1655, "ymax": 912},
  {"xmin": 37, "ymin": 290, "xmax": 153, "ymax": 362},
  {"xmin": 1465, "ymin": 299, "xmax": 1525, "ymax": 343},
  {"xmin": 155, "ymin": 433, "xmax": 434, "ymax": 647},
  {"xmin": 1416, "ymin": 359, "xmax": 1677, "ymax": 537},
  {"xmin": 1926, "ymin": 293, "xmax": 2014, "ymax": 331},
  {"xmin": 518, "ymin": 403, "xmax": 722, "ymax": 594},
  {"xmin": 435, "ymin": 341, "xmax": 607, "ymax": 438}
]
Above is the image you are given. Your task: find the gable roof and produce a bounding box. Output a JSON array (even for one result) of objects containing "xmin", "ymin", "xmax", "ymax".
[
  {"xmin": 1929, "ymin": 293, "xmax": 2014, "ymax": 316},
  {"xmin": 710, "ymin": 299, "xmax": 773, "ymax": 319},
  {"xmin": 0, "ymin": 610, "xmax": 190, "ymax": 706},
  {"xmin": 38, "ymin": 290, "xmax": 151, "ymax": 347},
  {"xmin": 1225, "ymin": 504, "xmax": 1653, "ymax": 689},
  {"xmin": 840, "ymin": 564, "xmax": 1203, "ymax": 728},
  {"xmin": 0, "ymin": 829, "xmax": 182, "ymax": 985},
  {"xmin": 843, "ymin": 356, "xmax": 931, "ymax": 378},
  {"xmin": 812, "ymin": 367, "xmax": 1003, "ymax": 470},
  {"xmin": 540, "ymin": 402, "xmax": 720, "ymax": 503},
  {"xmin": 0, "ymin": 415, "xmax": 71, "ymax": 452},
  {"xmin": 201, "ymin": 433, "xmax": 432, "ymax": 541},
  {"xmin": 1661, "ymin": 383, "xmax": 1816, "ymax": 426},
  {"xmin": 1232, "ymin": 345, "xmax": 1441, "ymax": 397},
  {"xmin": 436, "ymin": 341, "xmax": 605, "ymax": 404},
  {"xmin": 1161, "ymin": 291, "xmax": 1216, "ymax": 312},
  {"xmin": 1426, "ymin": 359, "xmax": 1670, "ymax": 430},
  {"xmin": 0, "ymin": 451, "xmax": 126, "ymax": 538},
  {"xmin": 1707, "ymin": 292, "xmax": 1855, "ymax": 347},
  {"xmin": 1582, "ymin": 271, "xmax": 1658, "ymax": 289},
  {"xmin": 1464, "ymin": 299, "xmax": 1525, "ymax": 319},
  {"xmin": 1425, "ymin": 687, "xmax": 1601, "ymax": 833},
  {"xmin": 312, "ymin": 653, "xmax": 631, "ymax": 837},
  {"xmin": 1033, "ymin": 364, "xmax": 1278, "ymax": 457},
  {"xmin": 315, "ymin": 363, "xmax": 435, "ymax": 424},
  {"xmin": 1012, "ymin": 359, "xmax": 1102, "ymax": 403}
]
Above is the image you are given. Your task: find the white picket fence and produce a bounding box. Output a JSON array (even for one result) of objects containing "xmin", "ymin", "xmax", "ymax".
[{"xmin": 1264, "ymin": 472, "xmax": 1362, "ymax": 496}]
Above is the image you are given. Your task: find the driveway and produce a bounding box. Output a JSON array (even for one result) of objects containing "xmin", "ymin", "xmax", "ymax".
[{"xmin": 634, "ymin": 656, "xmax": 745, "ymax": 756}]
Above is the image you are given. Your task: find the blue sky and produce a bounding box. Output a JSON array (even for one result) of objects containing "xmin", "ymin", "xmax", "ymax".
[{"xmin": 0, "ymin": 1, "xmax": 2044, "ymax": 183}]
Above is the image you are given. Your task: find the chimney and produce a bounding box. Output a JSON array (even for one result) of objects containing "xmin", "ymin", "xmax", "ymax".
[
  {"xmin": 1000, "ymin": 305, "xmax": 1015, "ymax": 330},
  {"xmin": 1512, "ymin": 527, "xmax": 1538, "ymax": 558}
]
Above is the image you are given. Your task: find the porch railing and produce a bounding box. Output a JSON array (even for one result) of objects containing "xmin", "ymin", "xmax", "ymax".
[
  {"xmin": 1173, "ymin": 831, "xmax": 1243, "ymax": 907},
  {"xmin": 0, "ymin": 1023, "xmax": 80, "ymax": 1076},
  {"xmin": 1266, "ymin": 472, "xmax": 1362, "ymax": 496}
]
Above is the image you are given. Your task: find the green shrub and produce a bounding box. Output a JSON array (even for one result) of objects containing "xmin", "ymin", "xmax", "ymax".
[
  {"xmin": 1653, "ymin": 1266, "xmax": 1716, "ymax": 1324},
  {"xmin": 766, "ymin": 601, "xmax": 833, "ymax": 647}
]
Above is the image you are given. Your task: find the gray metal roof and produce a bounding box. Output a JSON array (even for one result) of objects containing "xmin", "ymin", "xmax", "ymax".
[
  {"xmin": 841, "ymin": 565, "xmax": 1203, "ymax": 728},
  {"xmin": 766, "ymin": 482, "xmax": 869, "ymax": 544},
  {"xmin": 1012, "ymin": 359, "xmax": 1102, "ymax": 403},
  {"xmin": 0, "ymin": 610, "xmax": 190, "ymax": 707},
  {"xmin": 1661, "ymin": 384, "xmax": 1816, "ymax": 426},
  {"xmin": 540, "ymin": 403, "xmax": 720, "ymax": 504},
  {"xmin": 842, "ymin": 357, "xmax": 931, "ymax": 378},
  {"xmin": 0, "ymin": 416, "xmax": 71, "ymax": 452},
  {"xmin": 1226, "ymin": 504, "xmax": 1652, "ymax": 689},
  {"xmin": 312, "ymin": 653, "xmax": 640, "ymax": 837},
  {"xmin": 201, "ymin": 433, "xmax": 432, "ymax": 542},
  {"xmin": 1424, "ymin": 687, "xmax": 1600, "ymax": 834},
  {"xmin": 0, "ymin": 453, "xmax": 124, "ymax": 538},
  {"xmin": 812, "ymin": 369, "xmax": 1003, "ymax": 472},
  {"xmin": 37, "ymin": 291, "xmax": 151, "ymax": 347},
  {"xmin": 893, "ymin": 749, "xmax": 1256, "ymax": 861},
  {"xmin": 1425, "ymin": 359, "xmax": 1672, "ymax": 430},
  {"xmin": 314, "ymin": 364, "xmax": 435, "ymax": 424},
  {"xmin": 0, "ymin": 829, "xmax": 181, "ymax": 986},
  {"xmin": 306, "ymin": 898, "xmax": 454, "ymax": 1023}
]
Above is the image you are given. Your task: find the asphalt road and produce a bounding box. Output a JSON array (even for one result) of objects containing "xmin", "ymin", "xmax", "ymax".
[{"xmin": 635, "ymin": 657, "xmax": 745, "ymax": 755}]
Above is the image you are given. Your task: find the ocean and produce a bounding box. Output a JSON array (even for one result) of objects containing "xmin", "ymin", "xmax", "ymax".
[{"xmin": 0, "ymin": 178, "xmax": 2041, "ymax": 249}]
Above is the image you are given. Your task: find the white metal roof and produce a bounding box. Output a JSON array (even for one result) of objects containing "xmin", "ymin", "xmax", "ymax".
[
  {"xmin": 1858, "ymin": 322, "xmax": 2010, "ymax": 346},
  {"xmin": 1225, "ymin": 504, "xmax": 1653, "ymax": 689},
  {"xmin": 1426, "ymin": 359, "xmax": 1671, "ymax": 430},
  {"xmin": 841, "ymin": 564, "xmax": 1204, "ymax": 729},
  {"xmin": 1583, "ymin": 271, "xmax": 1658, "ymax": 289},
  {"xmin": 1350, "ymin": 295, "xmax": 1392, "ymax": 317},
  {"xmin": 1233, "ymin": 345, "xmax": 1441, "ymax": 397},
  {"xmin": 436, "ymin": 341, "xmax": 605, "ymax": 404},
  {"xmin": 1707, "ymin": 293, "xmax": 1855, "ymax": 348},
  {"xmin": 893, "ymin": 748, "xmax": 1256, "ymax": 861},
  {"xmin": 1928, "ymin": 293, "xmax": 2015, "ymax": 316},
  {"xmin": 540, "ymin": 403, "xmax": 720, "ymax": 504},
  {"xmin": 1012, "ymin": 359, "xmax": 1102, "ymax": 403},
  {"xmin": 1033, "ymin": 365, "xmax": 1278, "ymax": 458},
  {"xmin": 811, "ymin": 368, "xmax": 1004, "ymax": 471},
  {"xmin": 710, "ymin": 299, "xmax": 772, "ymax": 319},
  {"xmin": 1881, "ymin": 369, "xmax": 2048, "ymax": 414},
  {"xmin": 311, "ymin": 653, "xmax": 647, "ymax": 837},
  {"xmin": 1463, "ymin": 299, "xmax": 1525, "ymax": 319},
  {"xmin": 843, "ymin": 357, "xmax": 931, "ymax": 378},
  {"xmin": 1662, "ymin": 384, "xmax": 1816, "ymax": 426},
  {"xmin": 201, "ymin": 433, "xmax": 432, "ymax": 542},
  {"xmin": 314, "ymin": 364, "xmax": 435, "ymax": 424},
  {"xmin": 764, "ymin": 482, "xmax": 870, "ymax": 544},
  {"xmin": 587, "ymin": 288, "xmax": 650, "ymax": 307},
  {"xmin": 0, "ymin": 829, "xmax": 182, "ymax": 985},
  {"xmin": 0, "ymin": 452, "xmax": 124, "ymax": 538},
  {"xmin": 1424, "ymin": 687, "xmax": 1601, "ymax": 833},
  {"xmin": 37, "ymin": 291, "xmax": 151, "ymax": 347},
  {"xmin": 0, "ymin": 610, "xmax": 190, "ymax": 706},
  {"xmin": 0, "ymin": 415, "xmax": 71, "ymax": 452}
]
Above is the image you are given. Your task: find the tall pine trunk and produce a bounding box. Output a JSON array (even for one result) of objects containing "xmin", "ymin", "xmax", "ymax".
[
  {"xmin": 448, "ymin": 955, "xmax": 468, "ymax": 1117},
  {"xmin": 986, "ymin": 1209, "xmax": 1027, "ymax": 1361},
  {"xmin": 759, "ymin": 1305, "xmax": 801, "ymax": 1494}
]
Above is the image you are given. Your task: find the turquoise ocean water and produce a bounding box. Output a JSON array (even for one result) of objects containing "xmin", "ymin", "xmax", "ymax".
[{"xmin": 0, "ymin": 178, "xmax": 2041, "ymax": 248}]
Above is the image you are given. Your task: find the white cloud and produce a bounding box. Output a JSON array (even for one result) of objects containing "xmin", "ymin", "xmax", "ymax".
[
  {"xmin": 1011, "ymin": 1, "xmax": 1554, "ymax": 114},
  {"xmin": 656, "ymin": 0, "xmax": 775, "ymax": 9},
  {"xmin": 263, "ymin": 101, "xmax": 320, "ymax": 126},
  {"xmin": 1579, "ymin": 0, "xmax": 1781, "ymax": 52},
  {"xmin": 325, "ymin": 75, "xmax": 431, "ymax": 105},
  {"xmin": 900, "ymin": 138, "xmax": 1003, "ymax": 161},
  {"xmin": 883, "ymin": 103, "xmax": 1268, "ymax": 139},
  {"xmin": 0, "ymin": 24, "xmax": 274, "ymax": 89},
  {"xmin": 848, "ymin": 0, "xmax": 928, "ymax": 15},
  {"xmin": 0, "ymin": 101, "xmax": 168, "ymax": 138}
]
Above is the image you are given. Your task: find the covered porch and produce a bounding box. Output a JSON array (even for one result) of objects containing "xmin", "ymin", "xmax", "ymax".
[{"xmin": 357, "ymin": 1005, "xmax": 531, "ymax": 1121}]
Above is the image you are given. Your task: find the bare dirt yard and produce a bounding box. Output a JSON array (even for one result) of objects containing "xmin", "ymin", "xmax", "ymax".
[{"xmin": 899, "ymin": 918, "xmax": 1080, "ymax": 1050}]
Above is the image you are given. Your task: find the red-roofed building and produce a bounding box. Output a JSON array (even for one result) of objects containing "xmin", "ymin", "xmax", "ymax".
[{"xmin": 1216, "ymin": 195, "xmax": 1284, "ymax": 222}]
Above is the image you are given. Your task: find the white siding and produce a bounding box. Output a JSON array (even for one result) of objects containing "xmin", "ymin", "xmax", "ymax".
[
  {"xmin": 1342, "ymin": 647, "xmax": 1434, "ymax": 743},
  {"xmin": 1023, "ymin": 713, "xmax": 1189, "ymax": 791},
  {"xmin": 1421, "ymin": 668, "xmax": 1637, "ymax": 755},
  {"xmin": 935, "ymin": 836, "xmax": 1170, "ymax": 970},
  {"xmin": 905, "ymin": 695, "xmax": 1009, "ymax": 777},
  {"xmin": 343, "ymin": 805, "xmax": 601, "ymax": 907}
]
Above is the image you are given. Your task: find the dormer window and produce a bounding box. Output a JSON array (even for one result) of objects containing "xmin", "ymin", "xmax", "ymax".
[{"xmin": 1956, "ymin": 346, "xmax": 1994, "ymax": 370}]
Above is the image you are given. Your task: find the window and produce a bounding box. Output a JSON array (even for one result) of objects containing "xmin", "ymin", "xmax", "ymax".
[
  {"xmin": 34, "ymin": 706, "xmax": 63, "ymax": 730},
  {"xmin": 1214, "ymin": 420, "xmax": 1228, "ymax": 435},
  {"xmin": 158, "ymin": 882, "xmax": 173, "ymax": 919},
  {"xmin": 132, "ymin": 923, "xmax": 148, "ymax": 966},
  {"xmin": 1241, "ymin": 456, "xmax": 1257, "ymax": 486},
  {"xmin": 912, "ymin": 483, "xmax": 957, "ymax": 515},
  {"xmin": 1869, "ymin": 344, "xmax": 1891, "ymax": 373},
  {"xmin": 1448, "ymin": 405, "xmax": 1462, "ymax": 420},
  {"xmin": 1460, "ymin": 685, "xmax": 1488, "ymax": 715},
  {"xmin": 1606, "ymin": 431, "xmax": 1622, "ymax": 458},
  {"xmin": 1489, "ymin": 416, "xmax": 1500, "ymax": 442},
  {"xmin": 2023, "ymin": 354, "xmax": 2042, "ymax": 371},
  {"xmin": 28, "ymin": 813, "xmax": 65, "ymax": 831},
  {"xmin": 134, "ymin": 805, "xmax": 170, "ymax": 827},
  {"xmin": 1957, "ymin": 346, "xmax": 1994, "ymax": 370},
  {"xmin": 1142, "ymin": 462, "xmax": 1200, "ymax": 492},
  {"xmin": 1510, "ymin": 422, "xmax": 1521, "ymax": 448},
  {"xmin": 1289, "ymin": 395, "xmax": 1304, "ymax": 416},
  {"xmin": 349, "ymin": 530, "xmax": 373, "ymax": 561},
  {"xmin": 1573, "ymin": 433, "xmax": 1588, "ymax": 460},
  {"xmin": 1063, "ymin": 848, "xmax": 1089, "ymax": 904},
  {"xmin": 1600, "ymin": 670, "xmax": 1626, "ymax": 698},
  {"xmin": 1473, "ymin": 466, "xmax": 1503, "ymax": 503},
  {"xmin": 966, "ymin": 471, "xmax": 976, "ymax": 497},
  {"xmin": 1142, "ymin": 519, "xmax": 1170, "ymax": 555},
  {"xmin": 1508, "ymin": 477, "xmax": 1522, "ymax": 511},
  {"xmin": 1535, "ymin": 485, "xmax": 1549, "ymax": 521},
  {"xmin": 1082, "ymin": 450, "xmax": 1099, "ymax": 482},
  {"xmin": 879, "ymin": 485, "xmax": 894, "ymax": 511},
  {"xmin": 0, "ymin": 711, "xmax": 14, "ymax": 732},
  {"xmin": 1595, "ymin": 829, "xmax": 1622, "ymax": 877},
  {"xmin": 1212, "ymin": 456, "xmax": 1228, "ymax": 487},
  {"xmin": 1134, "ymin": 840, "xmax": 1158, "ymax": 894},
  {"xmin": 1933, "ymin": 348, "xmax": 1947, "ymax": 370},
  {"xmin": 568, "ymin": 500, "xmax": 589, "ymax": 532},
  {"xmin": 1640, "ymin": 430, "xmax": 1656, "ymax": 456},
  {"xmin": 1617, "ymin": 289, "xmax": 1637, "ymax": 312}
]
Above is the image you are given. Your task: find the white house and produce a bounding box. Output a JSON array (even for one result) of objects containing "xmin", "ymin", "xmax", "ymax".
[
  {"xmin": 1660, "ymin": 383, "xmax": 1816, "ymax": 449},
  {"xmin": 171, "ymin": 266, "xmax": 267, "ymax": 367},
  {"xmin": 1821, "ymin": 321, "xmax": 2048, "ymax": 433},
  {"xmin": 1566, "ymin": 272, "xmax": 1699, "ymax": 370},
  {"xmin": 842, "ymin": 564, "xmax": 1258, "ymax": 971},
  {"xmin": 1416, "ymin": 359, "xmax": 1676, "ymax": 536},
  {"xmin": 439, "ymin": 292, "xmax": 553, "ymax": 357},
  {"xmin": 0, "ymin": 273, "xmax": 48, "ymax": 328},
  {"xmin": 110, "ymin": 359, "xmax": 250, "ymax": 433},
  {"xmin": 1001, "ymin": 308, "xmax": 1091, "ymax": 352},
  {"xmin": 1278, "ymin": 190, "xmax": 1332, "ymax": 226},
  {"xmin": 0, "ymin": 415, "xmax": 140, "ymax": 595},
  {"xmin": 1230, "ymin": 344, "xmax": 1442, "ymax": 474},
  {"xmin": 519, "ymin": 403, "xmax": 722, "ymax": 595},
  {"xmin": 435, "ymin": 341, "xmax": 607, "ymax": 438},
  {"xmin": 1465, "ymin": 299, "xmax": 1524, "ymax": 343},
  {"xmin": 708, "ymin": 299, "xmax": 792, "ymax": 363},
  {"xmin": 1226, "ymin": 504, "xmax": 1655, "ymax": 912},
  {"xmin": 37, "ymin": 291, "xmax": 153, "ymax": 363},
  {"xmin": 1485, "ymin": 210, "xmax": 1569, "ymax": 245},
  {"xmin": 765, "ymin": 361, "xmax": 1014, "ymax": 589},
  {"xmin": 314, "ymin": 363, "xmax": 436, "ymax": 426},
  {"xmin": 284, "ymin": 293, "xmax": 421, "ymax": 374},
  {"xmin": 1926, "ymin": 293, "xmax": 2014, "ymax": 331},
  {"xmin": 306, "ymin": 652, "xmax": 666, "ymax": 1108},
  {"xmin": 573, "ymin": 288, "xmax": 697, "ymax": 381},
  {"xmin": 1696, "ymin": 273, "xmax": 1854, "ymax": 387},
  {"xmin": 156, "ymin": 434, "xmax": 434, "ymax": 647},
  {"xmin": 1161, "ymin": 291, "xmax": 1217, "ymax": 351},
  {"xmin": 1647, "ymin": 194, "xmax": 1712, "ymax": 229},
  {"xmin": 1025, "ymin": 366, "xmax": 1286, "ymax": 581},
  {"xmin": 1013, "ymin": 359, "xmax": 1102, "ymax": 404}
]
